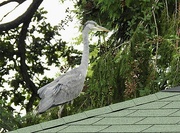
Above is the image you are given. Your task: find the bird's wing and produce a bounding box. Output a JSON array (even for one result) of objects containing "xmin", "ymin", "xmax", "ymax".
[
  {"xmin": 38, "ymin": 68, "xmax": 79, "ymax": 98},
  {"xmin": 37, "ymin": 68, "xmax": 85, "ymax": 113},
  {"xmin": 38, "ymin": 75, "xmax": 64, "ymax": 99}
]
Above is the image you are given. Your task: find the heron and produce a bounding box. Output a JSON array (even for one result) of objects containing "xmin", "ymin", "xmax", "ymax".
[{"xmin": 37, "ymin": 21, "xmax": 109, "ymax": 113}]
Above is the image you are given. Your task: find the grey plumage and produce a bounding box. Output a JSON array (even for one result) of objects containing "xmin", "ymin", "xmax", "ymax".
[{"xmin": 37, "ymin": 21, "xmax": 109, "ymax": 113}]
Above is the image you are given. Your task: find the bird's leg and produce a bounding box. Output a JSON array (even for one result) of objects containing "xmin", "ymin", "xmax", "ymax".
[{"xmin": 58, "ymin": 105, "xmax": 64, "ymax": 118}]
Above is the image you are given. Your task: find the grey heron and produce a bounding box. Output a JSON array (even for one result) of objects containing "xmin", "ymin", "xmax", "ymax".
[{"xmin": 37, "ymin": 21, "xmax": 109, "ymax": 113}]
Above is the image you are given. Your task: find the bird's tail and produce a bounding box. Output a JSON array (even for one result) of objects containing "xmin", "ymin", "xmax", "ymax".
[{"xmin": 37, "ymin": 96, "xmax": 54, "ymax": 114}]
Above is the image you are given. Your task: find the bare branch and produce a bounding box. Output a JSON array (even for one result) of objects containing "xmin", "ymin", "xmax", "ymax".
[
  {"xmin": 0, "ymin": 0, "xmax": 16, "ymax": 6},
  {"xmin": 0, "ymin": 0, "xmax": 26, "ymax": 7},
  {"xmin": 0, "ymin": 3, "xmax": 20, "ymax": 22},
  {"xmin": 14, "ymin": 0, "xmax": 27, "ymax": 4},
  {"xmin": 0, "ymin": 0, "xmax": 43, "ymax": 31}
]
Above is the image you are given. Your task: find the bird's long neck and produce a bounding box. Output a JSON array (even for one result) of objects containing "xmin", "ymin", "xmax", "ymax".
[{"xmin": 80, "ymin": 28, "xmax": 89, "ymax": 74}]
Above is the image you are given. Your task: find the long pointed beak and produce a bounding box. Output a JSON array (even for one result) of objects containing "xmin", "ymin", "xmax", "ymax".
[{"xmin": 93, "ymin": 25, "xmax": 110, "ymax": 32}]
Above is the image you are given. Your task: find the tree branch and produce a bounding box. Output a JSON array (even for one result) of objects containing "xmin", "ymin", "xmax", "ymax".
[
  {"xmin": 16, "ymin": 0, "xmax": 43, "ymax": 112},
  {"xmin": 0, "ymin": 0, "xmax": 14, "ymax": 6},
  {"xmin": 0, "ymin": 0, "xmax": 43, "ymax": 31},
  {"xmin": 0, "ymin": 0, "xmax": 26, "ymax": 7},
  {"xmin": 0, "ymin": 3, "xmax": 21, "ymax": 22},
  {"xmin": 18, "ymin": 20, "xmax": 38, "ymax": 112}
]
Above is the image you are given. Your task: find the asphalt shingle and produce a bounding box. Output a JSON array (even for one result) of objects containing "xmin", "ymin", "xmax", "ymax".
[
  {"xmin": 63, "ymin": 112, "xmax": 87, "ymax": 123},
  {"xmin": 84, "ymin": 106, "xmax": 112, "ymax": 117},
  {"xmin": 58, "ymin": 125, "xmax": 108, "ymax": 132},
  {"xmin": 170, "ymin": 110, "xmax": 180, "ymax": 116},
  {"xmin": 128, "ymin": 109, "xmax": 178, "ymax": 117},
  {"xmin": 69, "ymin": 117, "xmax": 102, "ymax": 125},
  {"xmin": 93, "ymin": 117, "xmax": 144, "ymax": 125},
  {"xmin": 37, "ymin": 125, "xmax": 67, "ymax": 133},
  {"xmin": 109, "ymin": 99, "xmax": 135, "ymax": 111},
  {"xmin": 98, "ymin": 109, "xmax": 136, "ymax": 117},
  {"xmin": 162, "ymin": 101, "xmax": 180, "ymax": 109},
  {"xmin": 143, "ymin": 125, "xmax": 180, "ymax": 132},
  {"xmin": 17, "ymin": 124, "xmax": 42, "ymax": 133},
  {"xmin": 130, "ymin": 101, "xmax": 170, "ymax": 109},
  {"xmin": 155, "ymin": 92, "xmax": 179, "ymax": 99},
  {"xmin": 100, "ymin": 125, "xmax": 151, "ymax": 132},
  {"xmin": 40, "ymin": 118, "xmax": 65, "ymax": 129},
  {"xmin": 133, "ymin": 94, "xmax": 158, "ymax": 105},
  {"xmin": 159, "ymin": 94, "xmax": 180, "ymax": 101},
  {"xmin": 136, "ymin": 116, "xmax": 180, "ymax": 124}
]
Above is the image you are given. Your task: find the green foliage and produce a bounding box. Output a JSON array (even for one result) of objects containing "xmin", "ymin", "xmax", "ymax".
[
  {"xmin": 87, "ymin": 50, "xmax": 118, "ymax": 107},
  {"xmin": 72, "ymin": 0, "xmax": 180, "ymax": 110},
  {"xmin": 0, "ymin": 100, "xmax": 20, "ymax": 132}
]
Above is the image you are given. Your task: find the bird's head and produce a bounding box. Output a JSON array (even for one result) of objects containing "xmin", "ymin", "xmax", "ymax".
[{"xmin": 83, "ymin": 21, "xmax": 109, "ymax": 32}]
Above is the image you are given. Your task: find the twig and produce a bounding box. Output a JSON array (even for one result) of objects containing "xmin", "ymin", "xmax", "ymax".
[
  {"xmin": 0, "ymin": 0, "xmax": 26, "ymax": 6},
  {"xmin": 152, "ymin": 0, "xmax": 159, "ymax": 70},
  {"xmin": 165, "ymin": 0, "xmax": 169, "ymax": 21},
  {"xmin": 113, "ymin": 41, "xmax": 130, "ymax": 50},
  {"xmin": 0, "ymin": 3, "xmax": 20, "ymax": 22}
]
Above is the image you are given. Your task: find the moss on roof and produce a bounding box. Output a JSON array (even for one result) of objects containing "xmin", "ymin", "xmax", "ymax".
[{"xmin": 8, "ymin": 87, "xmax": 180, "ymax": 133}]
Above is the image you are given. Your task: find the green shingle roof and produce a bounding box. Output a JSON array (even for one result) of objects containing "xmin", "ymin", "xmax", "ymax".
[{"xmin": 8, "ymin": 88, "xmax": 180, "ymax": 133}]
